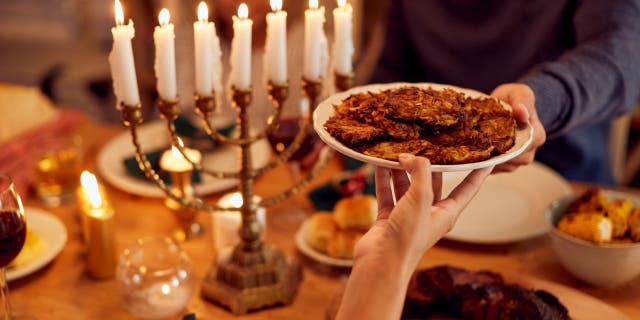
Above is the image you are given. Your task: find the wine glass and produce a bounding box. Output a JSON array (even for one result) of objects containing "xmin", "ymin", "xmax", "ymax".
[{"xmin": 0, "ymin": 174, "xmax": 27, "ymax": 320}]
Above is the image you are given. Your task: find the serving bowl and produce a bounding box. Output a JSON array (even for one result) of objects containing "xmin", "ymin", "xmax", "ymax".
[{"xmin": 547, "ymin": 191, "xmax": 640, "ymax": 288}]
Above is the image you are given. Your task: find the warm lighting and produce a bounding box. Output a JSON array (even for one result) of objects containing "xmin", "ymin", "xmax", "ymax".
[
  {"xmin": 114, "ymin": 0, "xmax": 124, "ymax": 25},
  {"xmin": 171, "ymin": 145, "xmax": 182, "ymax": 159},
  {"xmin": 197, "ymin": 1, "xmax": 208, "ymax": 22},
  {"xmin": 270, "ymin": 0, "xmax": 282, "ymax": 12},
  {"xmin": 238, "ymin": 3, "xmax": 249, "ymax": 19},
  {"xmin": 337, "ymin": 0, "xmax": 346, "ymax": 8},
  {"xmin": 158, "ymin": 8, "xmax": 170, "ymax": 26},
  {"xmin": 230, "ymin": 192, "xmax": 244, "ymax": 208},
  {"xmin": 309, "ymin": 0, "xmax": 318, "ymax": 10},
  {"xmin": 80, "ymin": 171, "xmax": 103, "ymax": 208}
]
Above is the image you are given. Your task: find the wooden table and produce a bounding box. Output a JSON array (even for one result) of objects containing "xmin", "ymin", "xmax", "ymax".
[{"xmin": 9, "ymin": 121, "xmax": 640, "ymax": 319}]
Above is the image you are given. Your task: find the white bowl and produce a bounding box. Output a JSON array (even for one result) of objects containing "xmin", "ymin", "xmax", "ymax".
[{"xmin": 548, "ymin": 191, "xmax": 640, "ymax": 288}]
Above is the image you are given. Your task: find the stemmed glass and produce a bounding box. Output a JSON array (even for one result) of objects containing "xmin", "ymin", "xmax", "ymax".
[{"xmin": 0, "ymin": 174, "xmax": 27, "ymax": 320}]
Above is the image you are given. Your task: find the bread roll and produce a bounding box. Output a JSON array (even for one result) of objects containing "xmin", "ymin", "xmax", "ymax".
[
  {"xmin": 326, "ymin": 230, "xmax": 364, "ymax": 259},
  {"xmin": 333, "ymin": 195, "xmax": 377, "ymax": 231},
  {"xmin": 304, "ymin": 212, "xmax": 337, "ymax": 253}
]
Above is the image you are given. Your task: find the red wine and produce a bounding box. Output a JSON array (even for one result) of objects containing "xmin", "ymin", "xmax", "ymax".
[
  {"xmin": 0, "ymin": 210, "xmax": 26, "ymax": 268},
  {"xmin": 267, "ymin": 117, "xmax": 320, "ymax": 162}
]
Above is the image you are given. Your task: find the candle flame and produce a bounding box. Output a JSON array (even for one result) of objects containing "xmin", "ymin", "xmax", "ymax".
[
  {"xmin": 197, "ymin": 2, "xmax": 208, "ymax": 22},
  {"xmin": 270, "ymin": 0, "xmax": 282, "ymax": 12},
  {"xmin": 238, "ymin": 3, "xmax": 249, "ymax": 19},
  {"xmin": 114, "ymin": 0, "xmax": 124, "ymax": 25},
  {"xmin": 337, "ymin": 0, "xmax": 346, "ymax": 8},
  {"xmin": 158, "ymin": 8, "xmax": 170, "ymax": 26},
  {"xmin": 81, "ymin": 171, "xmax": 103, "ymax": 208},
  {"xmin": 309, "ymin": 0, "xmax": 318, "ymax": 10},
  {"xmin": 230, "ymin": 192, "xmax": 244, "ymax": 208}
]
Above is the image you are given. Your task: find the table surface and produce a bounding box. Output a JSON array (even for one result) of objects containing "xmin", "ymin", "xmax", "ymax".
[{"xmin": 9, "ymin": 121, "xmax": 640, "ymax": 319}]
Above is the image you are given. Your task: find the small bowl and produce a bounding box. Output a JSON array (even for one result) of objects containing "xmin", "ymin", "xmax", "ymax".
[{"xmin": 547, "ymin": 191, "xmax": 640, "ymax": 288}]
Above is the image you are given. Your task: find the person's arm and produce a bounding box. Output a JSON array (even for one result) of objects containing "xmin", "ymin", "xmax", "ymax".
[
  {"xmin": 336, "ymin": 155, "xmax": 491, "ymax": 320},
  {"xmin": 520, "ymin": 0, "xmax": 640, "ymax": 138}
]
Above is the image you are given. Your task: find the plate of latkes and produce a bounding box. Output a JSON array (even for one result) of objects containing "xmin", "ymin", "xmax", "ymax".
[{"xmin": 313, "ymin": 82, "xmax": 533, "ymax": 171}]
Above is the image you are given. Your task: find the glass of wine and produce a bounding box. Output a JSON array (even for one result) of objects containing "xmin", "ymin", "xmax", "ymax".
[{"xmin": 0, "ymin": 174, "xmax": 27, "ymax": 320}]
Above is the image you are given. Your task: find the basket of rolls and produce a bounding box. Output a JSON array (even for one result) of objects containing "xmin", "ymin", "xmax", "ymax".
[
  {"xmin": 547, "ymin": 188, "xmax": 640, "ymax": 287},
  {"xmin": 295, "ymin": 195, "xmax": 377, "ymax": 266}
]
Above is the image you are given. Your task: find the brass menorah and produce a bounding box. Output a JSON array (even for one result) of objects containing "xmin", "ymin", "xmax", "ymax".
[{"xmin": 117, "ymin": 72, "xmax": 352, "ymax": 314}]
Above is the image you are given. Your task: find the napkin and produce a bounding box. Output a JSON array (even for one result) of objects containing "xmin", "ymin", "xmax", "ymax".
[
  {"xmin": 308, "ymin": 157, "xmax": 376, "ymax": 211},
  {"xmin": 123, "ymin": 116, "xmax": 235, "ymax": 184}
]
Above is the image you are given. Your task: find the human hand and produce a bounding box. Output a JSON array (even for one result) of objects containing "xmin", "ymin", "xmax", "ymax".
[
  {"xmin": 490, "ymin": 83, "xmax": 546, "ymax": 173},
  {"xmin": 353, "ymin": 154, "xmax": 492, "ymax": 273}
]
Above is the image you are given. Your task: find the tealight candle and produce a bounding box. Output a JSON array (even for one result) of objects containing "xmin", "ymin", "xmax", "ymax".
[
  {"xmin": 78, "ymin": 171, "xmax": 117, "ymax": 279},
  {"xmin": 160, "ymin": 145, "xmax": 202, "ymax": 173},
  {"xmin": 212, "ymin": 192, "xmax": 266, "ymax": 252},
  {"xmin": 303, "ymin": 0, "xmax": 328, "ymax": 80},
  {"xmin": 108, "ymin": 0, "xmax": 140, "ymax": 106},
  {"xmin": 265, "ymin": 0, "xmax": 288, "ymax": 84},
  {"xmin": 153, "ymin": 8, "xmax": 177, "ymax": 100},
  {"xmin": 332, "ymin": 0, "xmax": 353, "ymax": 75},
  {"xmin": 229, "ymin": 3, "xmax": 253, "ymax": 89}
]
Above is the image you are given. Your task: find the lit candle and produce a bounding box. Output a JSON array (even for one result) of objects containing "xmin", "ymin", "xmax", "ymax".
[
  {"xmin": 79, "ymin": 171, "xmax": 117, "ymax": 279},
  {"xmin": 160, "ymin": 144, "xmax": 202, "ymax": 173},
  {"xmin": 332, "ymin": 0, "xmax": 353, "ymax": 75},
  {"xmin": 304, "ymin": 0, "xmax": 328, "ymax": 81},
  {"xmin": 229, "ymin": 3, "xmax": 253, "ymax": 89},
  {"xmin": 153, "ymin": 8, "xmax": 177, "ymax": 100},
  {"xmin": 109, "ymin": 0, "xmax": 140, "ymax": 106},
  {"xmin": 212, "ymin": 192, "xmax": 266, "ymax": 252},
  {"xmin": 194, "ymin": 2, "xmax": 214, "ymax": 95},
  {"xmin": 265, "ymin": 0, "xmax": 287, "ymax": 84}
]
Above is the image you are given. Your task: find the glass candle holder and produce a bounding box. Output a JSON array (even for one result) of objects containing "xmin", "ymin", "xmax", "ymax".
[{"xmin": 116, "ymin": 237, "xmax": 196, "ymax": 319}]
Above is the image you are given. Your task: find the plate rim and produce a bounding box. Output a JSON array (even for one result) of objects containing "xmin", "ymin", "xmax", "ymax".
[
  {"xmin": 7, "ymin": 206, "xmax": 67, "ymax": 281},
  {"xmin": 443, "ymin": 162, "xmax": 573, "ymax": 244},
  {"xmin": 313, "ymin": 82, "xmax": 533, "ymax": 171},
  {"xmin": 97, "ymin": 121, "xmax": 272, "ymax": 198},
  {"xmin": 294, "ymin": 220, "xmax": 354, "ymax": 268}
]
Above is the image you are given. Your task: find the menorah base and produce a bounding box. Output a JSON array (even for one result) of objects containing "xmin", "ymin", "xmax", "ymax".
[{"xmin": 201, "ymin": 245, "xmax": 302, "ymax": 315}]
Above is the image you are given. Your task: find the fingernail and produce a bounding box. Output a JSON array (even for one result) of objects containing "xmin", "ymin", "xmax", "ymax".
[
  {"xmin": 399, "ymin": 153, "xmax": 415, "ymax": 161},
  {"xmin": 519, "ymin": 103, "xmax": 530, "ymax": 120}
]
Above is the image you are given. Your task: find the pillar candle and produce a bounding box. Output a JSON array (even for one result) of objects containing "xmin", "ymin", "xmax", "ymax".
[
  {"xmin": 304, "ymin": 0, "xmax": 328, "ymax": 80},
  {"xmin": 265, "ymin": 0, "xmax": 288, "ymax": 84},
  {"xmin": 108, "ymin": 0, "xmax": 140, "ymax": 106},
  {"xmin": 153, "ymin": 8, "xmax": 177, "ymax": 100},
  {"xmin": 229, "ymin": 3, "xmax": 253, "ymax": 89},
  {"xmin": 194, "ymin": 2, "xmax": 214, "ymax": 95},
  {"xmin": 78, "ymin": 171, "xmax": 117, "ymax": 279},
  {"xmin": 332, "ymin": 0, "xmax": 353, "ymax": 75}
]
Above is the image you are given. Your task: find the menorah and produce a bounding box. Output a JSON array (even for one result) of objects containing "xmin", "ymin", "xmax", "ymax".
[{"xmin": 117, "ymin": 72, "xmax": 352, "ymax": 314}]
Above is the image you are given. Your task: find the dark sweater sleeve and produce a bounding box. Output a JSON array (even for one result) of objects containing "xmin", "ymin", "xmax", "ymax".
[
  {"xmin": 369, "ymin": 2, "xmax": 423, "ymax": 83},
  {"xmin": 520, "ymin": 0, "xmax": 640, "ymax": 138}
]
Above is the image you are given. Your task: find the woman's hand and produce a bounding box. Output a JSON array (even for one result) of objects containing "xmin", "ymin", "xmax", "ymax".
[
  {"xmin": 490, "ymin": 83, "xmax": 546, "ymax": 173},
  {"xmin": 353, "ymin": 154, "xmax": 492, "ymax": 275}
]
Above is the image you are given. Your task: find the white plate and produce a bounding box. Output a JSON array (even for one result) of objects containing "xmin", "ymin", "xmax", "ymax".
[
  {"xmin": 7, "ymin": 207, "xmax": 67, "ymax": 281},
  {"xmin": 443, "ymin": 162, "xmax": 573, "ymax": 244},
  {"xmin": 294, "ymin": 220, "xmax": 353, "ymax": 268},
  {"xmin": 313, "ymin": 82, "xmax": 533, "ymax": 171},
  {"xmin": 97, "ymin": 121, "xmax": 272, "ymax": 198}
]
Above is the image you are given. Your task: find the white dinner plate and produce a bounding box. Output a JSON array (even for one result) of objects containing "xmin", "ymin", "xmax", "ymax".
[
  {"xmin": 97, "ymin": 121, "xmax": 272, "ymax": 198},
  {"xmin": 294, "ymin": 220, "xmax": 353, "ymax": 268},
  {"xmin": 443, "ymin": 162, "xmax": 573, "ymax": 244},
  {"xmin": 313, "ymin": 82, "xmax": 533, "ymax": 171},
  {"xmin": 7, "ymin": 207, "xmax": 67, "ymax": 281}
]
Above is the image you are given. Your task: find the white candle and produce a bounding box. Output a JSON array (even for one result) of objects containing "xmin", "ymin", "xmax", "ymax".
[
  {"xmin": 210, "ymin": 21, "xmax": 224, "ymax": 96},
  {"xmin": 153, "ymin": 8, "xmax": 177, "ymax": 100},
  {"xmin": 304, "ymin": 0, "xmax": 328, "ymax": 81},
  {"xmin": 194, "ymin": 2, "xmax": 214, "ymax": 95},
  {"xmin": 332, "ymin": 0, "xmax": 353, "ymax": 75},
  {"xmin": 264, "ymin": 0, "xmax": 288, "ymax": 84},
  {"xmin": 212, "ymin": 192, "xmax": 266, "ymax": 252},
  {"xmin": 229, "ymin": 3, "xmax": 253, "ymax": 89},
  {"xmin": 109, "ymin": 0, "xmax": 140, "ymax": 106},
  {"xmin": 160, "ymin": 145, "xmax": 202, "ymax": 173}
]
